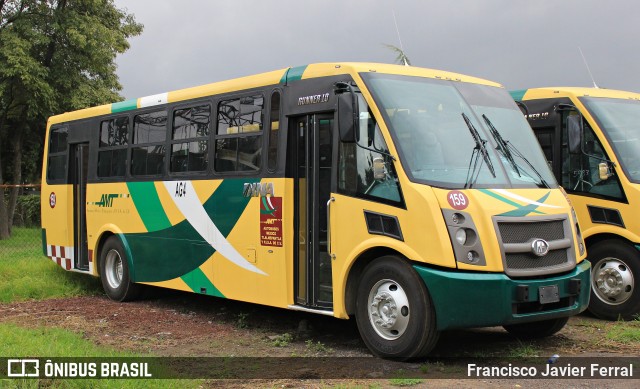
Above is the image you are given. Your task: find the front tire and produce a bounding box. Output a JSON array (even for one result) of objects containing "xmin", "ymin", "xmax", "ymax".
[
  {"xmin": 99, "ymin": 236, "xmax": 140, "ymax": 302},
  {"xmin": 588, "ymin": 240, "xmax": 640, "ymax": 320},
  {"xmin": 355, "ymin": 256, "xmax": 439, "ymax": 360},
  {"xmin": 503, "ymin": 317, "xmax": 568, "ymax": 339}
]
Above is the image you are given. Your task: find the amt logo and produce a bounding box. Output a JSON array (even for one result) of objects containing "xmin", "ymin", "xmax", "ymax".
[{"xmin": 88, "ymin": 193, "xmax": 130, "ymax": 208}]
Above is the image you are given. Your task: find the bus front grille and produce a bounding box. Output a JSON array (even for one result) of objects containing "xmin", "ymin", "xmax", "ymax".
[{"xmin": 494, "ymin": 215, "xmax": 576, "ymax": 278}]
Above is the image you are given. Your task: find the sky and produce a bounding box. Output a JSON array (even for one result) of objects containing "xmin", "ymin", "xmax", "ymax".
[{"xmin": 112, "ymin": 0, "xmax": 640, "ymax": 100}]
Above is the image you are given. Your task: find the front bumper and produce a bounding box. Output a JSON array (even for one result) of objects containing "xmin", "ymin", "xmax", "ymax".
[{"xmin": 414, "ymin": 261, "xmax": 590, "ymax": 330}]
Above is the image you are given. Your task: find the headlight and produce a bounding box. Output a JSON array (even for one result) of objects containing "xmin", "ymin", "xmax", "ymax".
[{"xmin": 455, "ymin": 228, "xmax": 467, "ymax": 245}]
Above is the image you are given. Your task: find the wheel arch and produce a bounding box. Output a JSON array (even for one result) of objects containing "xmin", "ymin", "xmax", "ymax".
[
  {"xmin": 344, "ymin": 246, "xmax": 413, "ymax": 316},
  {"xmin": 94, "ymin": 225, "xmax": 135, "ymax": 281},
  {"xmin": 585, "ymin": 232, "xmax": 639, "ymax": 251}
]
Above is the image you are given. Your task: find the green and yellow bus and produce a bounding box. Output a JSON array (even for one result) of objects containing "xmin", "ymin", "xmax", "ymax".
[
  {"xmin": 513, "ymin": 87, "xmax": 640, "ymax": 320},
  {"xmin": 42, "ymin": 63, "xmax": 590, "ymax": 358}
]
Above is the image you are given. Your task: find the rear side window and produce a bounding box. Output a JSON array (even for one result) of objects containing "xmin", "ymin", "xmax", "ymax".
[{"xmin": 47, "ymin": 126, "xmax": 68, "ymax": 182}]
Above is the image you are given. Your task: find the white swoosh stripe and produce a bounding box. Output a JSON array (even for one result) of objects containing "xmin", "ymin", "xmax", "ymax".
[
  {"xmin": 493, "ymin": 189, "xmax": 562, "ymax": 209},
  {"xmin": 163, "ymin": 181, "xmax": 267, "ymax": 276}
]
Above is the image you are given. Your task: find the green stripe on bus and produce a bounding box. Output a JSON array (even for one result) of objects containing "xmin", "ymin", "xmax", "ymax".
[
  {"xmin": 181, "ymin": 267, "xmax": 225, "ymax": 298},
  {"xmin": 509, "ymin": 89, "xmax": 527, "ymax": 101},
  {"xmin": 280, "ymin": 65, "xmax": 307, "ymax": 84},
  {"xmin": 112, "ymin": 99, "xmax": 138, "ymax": 113},
  {"xmin": 479, "ymin": 189, "xmax": 544, "ymax": 216},
  {"xmin": 127, "ymin": 182, "xmax": 172, "ymax": 232},
  {"xmin": 498, "ymin": 191, "xmax": 551, "ymax": 217}
]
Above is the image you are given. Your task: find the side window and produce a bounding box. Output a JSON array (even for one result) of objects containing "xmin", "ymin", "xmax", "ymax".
[
  {"xmin": 215, "ymin": 95, "xmax": 263, "ymax": 173},
  {"xmin": 131, "ymin": 110, "xmax": 167, "ymax": 176},
  {"xmin": 47, "ymin": 126, "xmax": 68, "ymax": 182},
  {"xmin": 98, "ymin": 117, "xmax": 129, "ymax": 178},
  {"xmin": 338, "ymin": 96, "xmax": 401, "ymax": 204},
  {"xmin": 170, "ymin": 105, "xmax": 210, "ymax": 173},
  {"xmin": 562, "ymin": 112, "xmax": 623, "ymax": 199},
  {"xmin": 267, "ymin": 91, "xmax": 281, "ymax": 171}
]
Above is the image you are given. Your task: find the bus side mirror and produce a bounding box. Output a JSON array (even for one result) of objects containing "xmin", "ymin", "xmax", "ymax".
[
  {"xmin": 567, "ymin": 115, "xmax": 583, "ymax": 155},
  {"xmin": 373, "ymin": 157, "xmax": 387, "ymax": 180},
  {"xmin": 599, "ymin": 162, "xmax": 612, "ymax": 181},
  {"xmin": 336, "ymin": 83, "xmax": 359, "ymax": 143}
]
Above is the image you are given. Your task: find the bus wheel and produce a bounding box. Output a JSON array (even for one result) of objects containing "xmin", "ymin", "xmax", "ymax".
[
  {"xmin": 588, "ymin": 240, "xmax": 640, "ymax": 320},
  {"xmin": 355, "ymin": 256, "xmax": 439, "ymax": 360},
  {"xmin": 503, "ymin": 317, "xmax": 568, "ymax": 339},
  {"xmin": 99, "ymin": 236, "xmax": 140, "ymax": 302}
]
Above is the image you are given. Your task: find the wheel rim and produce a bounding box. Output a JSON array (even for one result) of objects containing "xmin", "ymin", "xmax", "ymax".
[
  {"xmin": 105, "ymin": 249, "xmax": 124, "ymax": 290},
  {"xmin": 367, "ymin": 279, "xmax": 410, "ymax": 340},
  {"xmin": 591, "ymin": 257, "xmax": 634, "ymax": 305}
]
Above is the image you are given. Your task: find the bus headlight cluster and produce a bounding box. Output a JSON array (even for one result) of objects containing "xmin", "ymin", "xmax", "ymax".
[
  {"xmin": 455, "ymin": 228, "xmax": 467, "ymax": 245},
  {"xmin": 443, "ymin": 209, "xmax": 486, "ymax": 267}
]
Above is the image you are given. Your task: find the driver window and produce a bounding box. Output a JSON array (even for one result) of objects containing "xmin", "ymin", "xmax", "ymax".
[
  {"xmin": 561, "ymin": 112, "xmax": 623, "ymax": 199},
  {"xmin": 338, "ymin": 98, "xmax": 401, "ymax": 204}
]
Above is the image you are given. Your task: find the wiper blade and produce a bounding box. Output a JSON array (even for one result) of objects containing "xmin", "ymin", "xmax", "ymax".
[
  {"xmin": 483, "ymin": 114, "xmax": 520, "ymax": 177},
  {"xmin": 482, "ymin": 114, "xmax": 550, "ymax": 189},
  {"xmin": 462, "ymin": 113, "xmax": 496, "ymax": 188}
]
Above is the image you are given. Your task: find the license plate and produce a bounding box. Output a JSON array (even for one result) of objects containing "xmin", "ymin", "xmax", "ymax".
[{"xmin": 539, "ymin": 285, "xmax": 560, "ymax": 304}]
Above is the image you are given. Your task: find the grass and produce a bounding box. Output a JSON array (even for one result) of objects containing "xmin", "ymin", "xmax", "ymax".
[
  {"xmin": 606, "ymin": 319, "xmax": 640, "ymax": 343},
  {"xmin": 0, "ymin": 227, "xmax": 102, "ymax": 303},
  {"xmin": 0, "ymin": 322, "xmax": 199, "ymax": 388}
]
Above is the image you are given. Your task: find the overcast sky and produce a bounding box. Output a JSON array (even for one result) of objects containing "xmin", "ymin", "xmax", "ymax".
[{"xmin": 112, "ymin": 0, "xmax": 640, "ymax": 100}]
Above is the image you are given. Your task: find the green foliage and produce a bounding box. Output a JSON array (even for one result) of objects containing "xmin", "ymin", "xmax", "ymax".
[
  {"xmin": 0, "ymin": 0, "xmax": 143, "ymax": 237},
  {"xmin": 0, "ymin": 227, "xmax": 102, "ymax": 302},
  {"xmin": 270, "ymin": 333, "xmax": 293, "ymax": 347},
  {"xmin": 14, "ymin": 194, "xmax": 40, "ymax": 226}
]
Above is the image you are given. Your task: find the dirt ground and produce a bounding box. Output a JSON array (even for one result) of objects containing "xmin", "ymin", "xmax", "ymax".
[{"xmin": 1, "ymin": 288, "xmax": 639, "ymax": 388}]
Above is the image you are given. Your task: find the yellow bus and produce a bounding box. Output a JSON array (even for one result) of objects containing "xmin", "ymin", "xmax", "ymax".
[
  {"xmin": 513, "ymin": 87, "xmax": 640, "ymax": 320},
  {"xmin": 41, "ymin": 63, "xmax": 590, "ymax": 358}
]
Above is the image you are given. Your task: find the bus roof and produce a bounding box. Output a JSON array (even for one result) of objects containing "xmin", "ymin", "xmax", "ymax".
[
  {"xmin": 511, "ymin": 87, "xmax": 640, "ymax": 102},
  {"xmin": 48, "ymin": 62, "xmax": 502, "ymax": 125}
]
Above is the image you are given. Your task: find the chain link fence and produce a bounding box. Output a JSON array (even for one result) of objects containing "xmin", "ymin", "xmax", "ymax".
[{"xmin": 0, "ymin": 191, "xmax": 42, "ymax": 260}]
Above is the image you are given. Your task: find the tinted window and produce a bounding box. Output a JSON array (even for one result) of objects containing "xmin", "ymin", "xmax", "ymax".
[
  {"xmin": 98, "ymin": 117, "xmax": 129, "ymax": 178},
  {"xmin": 170, "ymin": 105, "xmax": 210, "ymax": 173},
  {"xmin": 268, "ymin": 91, "xmax": 280, "ymax": 171},
  {"xmin": 47, "ymin": 127, "xmax": 68, "ymax": 182},
  {"xmin": 133, "ymin": 111, "xmax": 167, "ymax": 144},
  {"xmin": 215, "ymin": 95, "xmax": 263, "ymax": 173},
  {"xmin": 131, "ymin": 145, "xmax": 165, "ymax": 176},
  {"xmin": 100, "ymin": 117, "xmax": 129, "ymax": 146}
]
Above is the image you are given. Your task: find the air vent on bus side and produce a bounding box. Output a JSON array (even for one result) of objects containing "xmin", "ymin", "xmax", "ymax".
[
  {"xmin": 364, "ymin": 211, "xmax": 403, "ymax": 241},
  {"xmin": 588, "ymin": 206, "xmax": 625, "ymax": 228}
]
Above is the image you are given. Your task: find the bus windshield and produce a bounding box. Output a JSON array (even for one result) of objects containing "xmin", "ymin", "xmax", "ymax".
[
  {"xmin": 362, "ymin": 73, "xmax": 556, "ymax": 189},
  {"xmin": 581, "ymin": 97, "xmax": 640, "ymax": 183}
]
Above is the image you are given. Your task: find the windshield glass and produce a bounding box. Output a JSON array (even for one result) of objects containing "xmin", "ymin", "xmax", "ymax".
[
  {"xmin": 362, "ymin": 73, "xmax": 556, "ymax": 189},
  {"xmin": 457, "ymin": 82, "xmax": 557, "ymax": 188},
  {"xmin": 580, "ymin": 97, "xmax": 640, "ymax": 183}
]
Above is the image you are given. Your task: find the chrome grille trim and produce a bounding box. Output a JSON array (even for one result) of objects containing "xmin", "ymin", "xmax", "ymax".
[{"xmin": 493, "ymin": 214, "xmax": 576, "ymax": 277}]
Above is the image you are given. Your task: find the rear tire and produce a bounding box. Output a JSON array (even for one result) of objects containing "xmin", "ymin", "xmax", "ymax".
[
  {"xmin": 99, "ymin": 236, "xmax": 140, "ymax": 302},
  {"xmin": 503, "ymin": 317, "xmax": 568, "ymax": 339},
  {"xmin": 588, "ymin": 240, "xmax": 640, "ymax": 321},
  {"xmin": 355, "ymin": 256, "xmax": 439, "ymax": 360}
]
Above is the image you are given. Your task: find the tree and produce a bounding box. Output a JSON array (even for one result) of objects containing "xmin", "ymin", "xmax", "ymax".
[{"xmin": 0, "ymin": 0, "xmax": 142, "ymax": 238}]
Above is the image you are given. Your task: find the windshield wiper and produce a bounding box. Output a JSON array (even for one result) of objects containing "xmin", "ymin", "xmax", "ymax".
[
  {"xmin": 482, "ymin": 114, "xmax": 520, "ymax": 177},
  {"xmin": 482, "ymin": 114, "xmax": 550, "ymax": 189},
  {"xmin": 462, "ymin": 113, "xmax": 496, "ymax": 188}
]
